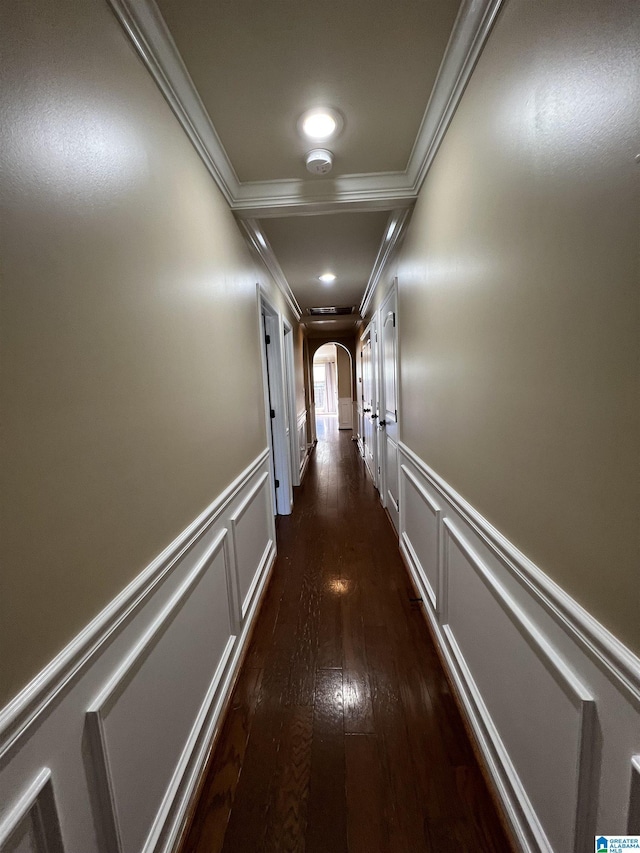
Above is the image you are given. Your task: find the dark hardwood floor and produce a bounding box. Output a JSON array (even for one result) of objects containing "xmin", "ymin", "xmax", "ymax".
[{"xmin": 181, "ymin": 416, "xmax": 513, "ymax": 853}]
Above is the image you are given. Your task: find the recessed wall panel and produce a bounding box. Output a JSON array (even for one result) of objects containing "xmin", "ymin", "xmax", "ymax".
[
  {"xmin": 400, "ymin": 464, "xmax": 440, "ymax": 609},
  {"xmin": 386, "ymin": 439, "xmax": 399, "ymax": 511},
  {"xmin": 629, "ymin": 756, "xmax": 640, "ymax": 834},
  {"xmin": 0, "ymin": 770, "xmax": 64, "ymax": 853},
  {"xmin": 444, "ymin": 522, "xmax": 594, "ymax": 853},
  {"xmin": 87, "ymin": 532, "xmax": 234, "ymax": 853},
  {"xmin": 230, "ymin": 472, "xmax": 273, "ymax": 617}
]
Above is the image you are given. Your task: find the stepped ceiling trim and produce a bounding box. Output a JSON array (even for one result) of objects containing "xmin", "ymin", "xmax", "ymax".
[
  {"xmin": 360, "ymin": 208, "xmax": 413, "ymax": 319},
  {"xmin": 240, "ymin": 220, "xmax": 303, "ymax": 320},
  {"xmin": 106, "ymin": 0, "xmax": 504, "ymax": 218}
]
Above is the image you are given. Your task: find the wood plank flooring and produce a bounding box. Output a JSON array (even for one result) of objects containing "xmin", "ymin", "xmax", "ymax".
[{"xmin": 181, "ymin": 417, "xmax": 513, "ymax": 853}]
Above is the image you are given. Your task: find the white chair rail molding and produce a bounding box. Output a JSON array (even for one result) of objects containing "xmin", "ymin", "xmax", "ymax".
[
  {"xmin": 0, "ymin": 451, "xmax": 275, "ymax": 853},
  {"xmin": 397, "ymin": 441, "xmax": 640, "ymax": 853}
]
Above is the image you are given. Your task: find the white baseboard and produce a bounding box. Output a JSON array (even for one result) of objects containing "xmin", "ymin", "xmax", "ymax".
[
  {"xmin": 299, "ymin": 447, "xmax": 312, "ymax": 484},
  {"xmin": 398, "ymin": 441, "xmax": 640, "ymax": 853},
  {"xmin": 297, "ymin": 410, "xmax": 312, "ymax": 484},
  {"xmin": 0, "ymin": 450, "xmax": 276, "ymax": 853}
]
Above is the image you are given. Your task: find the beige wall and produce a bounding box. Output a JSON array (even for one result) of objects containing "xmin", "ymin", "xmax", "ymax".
[
  {"xmin": 336, "ymin": 346, "xmax": 352, "ymax": 399},
  {"xmin": 0, "ymin": 0, "xmax": 272, "ymax": 706},
  {"xmin": 397, "ymin": 0, "xmax": 639, "ymax": 652},
  {"xmin": 294, "ymin": 323, "xmax": 307, "ymax": 416}
]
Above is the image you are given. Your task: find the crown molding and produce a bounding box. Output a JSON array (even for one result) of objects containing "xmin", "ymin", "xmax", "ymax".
[
  {"xmin": 231, "ymin": 172, "xmax": 416, "ymax": 219},
  {"xmin": 240, "ymin": 220, "xmax": 302, "ymax": 320},
  {"xmin": 107, "ymin": 0, "xmax": 241, "ymax": 204},
  {"xmin": 107, "ymin": 0, "xmax": 504, "ymax": 218},
  {"xmin": 406, "ymin": 0, "xmax": 505, "ymax": 194},
  {"xmin": 359, "ymin": 208, "xmax": 412, "ymax": 319},
  {"xmin": 233, "ymin": 195, "xmax": 414, "ymax": 220}
]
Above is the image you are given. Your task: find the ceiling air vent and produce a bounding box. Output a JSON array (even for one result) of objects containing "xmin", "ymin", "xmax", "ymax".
[{"xmin": 307, "ymin": 306, "xmax": 355, "ymax": 316}]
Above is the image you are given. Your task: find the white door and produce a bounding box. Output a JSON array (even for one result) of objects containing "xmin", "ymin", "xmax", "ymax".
[
  {"xmin": 379, "ymin": 286, "xmax": 399, "ymax": 531},
  {"xmin": 283, "ymin": 324, "xmax": 300, "ymax": 488},
  {"xmin": 361, "ymin": 324, "xmax": 378, "ymax": 487},
  {"xmin": 260, "ymin": 301, "xmax": 293, "ymax": 516}
]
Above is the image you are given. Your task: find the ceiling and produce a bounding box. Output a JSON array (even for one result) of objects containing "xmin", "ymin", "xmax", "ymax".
[
  {"xmin": 152, "ymin": 0, "xmax": 459, "ymax": 182},
  {"xmin": 260, "ymin": 211, "xmax": 390, "ymax": 332},
  {"xmin": 111, "ymin": 0, "xmax": 502, "ymax": 329}
]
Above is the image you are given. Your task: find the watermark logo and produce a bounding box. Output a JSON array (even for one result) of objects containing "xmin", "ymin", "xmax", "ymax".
[{"xmin": 595, "ymin": 837, "xmax": 640, "ymax": 852}]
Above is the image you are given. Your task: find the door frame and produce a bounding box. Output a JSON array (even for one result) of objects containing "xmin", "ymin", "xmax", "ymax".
[
  {"xmin": 360, "ymin": 318, "xmax": 379, "ymax": 489},
  {"xmin": 377, "ymin": 279, "xmax": 400, "ymax": 529},
  {"xmin": 283, "ymin": 319, "xmax": 301, "ymax": 488},
  {"xmin": 258, "ymin": 286, "xmax": 294, "ymax": 515}
]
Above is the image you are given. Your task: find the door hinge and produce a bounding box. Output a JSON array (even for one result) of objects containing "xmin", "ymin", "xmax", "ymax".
[
  {"xmin": 393, "ymin": 312, "xmax": 396, "ymax": 327},
  {"xmin": 265, "ymin": 334, "xmax": 271, "ymax": 345},
  {"xmin": 275, "ymin": 479, "xmax": 280, "ymax": 488},
  {"xmin": 395, "ymin": 409, "xmax": 397, "ymax": 421},
  {"xmin": 270, "ymin": 408, "xmax": 276, "ymax": 419}
]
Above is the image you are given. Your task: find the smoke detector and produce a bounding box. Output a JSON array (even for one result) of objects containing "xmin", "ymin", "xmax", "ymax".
[{"xmin": 305, "ymin": 149, "xmax": 333, "ymax": 175}]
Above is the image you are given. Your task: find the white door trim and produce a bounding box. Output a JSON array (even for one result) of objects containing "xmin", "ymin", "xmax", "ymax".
[
  {"xmin": 377, "ymin": 280, "xmax": 400, "ymax": 529},
  {"xmin": 258, "ymin": 287, "xmax": 293, "ymax": 515},
  {"xmin": 283, "ymin": 320, "xmax": 300, "ymax": 489},
  {"xmin": 361, "ymin": 320, "xmax": 378, "ymax": 488}
]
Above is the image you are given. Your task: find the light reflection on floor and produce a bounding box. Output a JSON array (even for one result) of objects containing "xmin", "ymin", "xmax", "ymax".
[
  {"xmin": 315, "ymin": 413, "xmax": 338, "ymax": 440},
  {"xmin": 342, "ymin": 681, "xmax": 360, "ymax": 711},
  {"xmin": 327, "ymin": 577, "xmax": 350, "ymax": 595}
]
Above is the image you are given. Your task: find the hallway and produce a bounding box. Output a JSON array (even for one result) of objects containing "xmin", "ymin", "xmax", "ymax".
[{"xmin": 182, "ymin": 421, "xmax": 511, "ymax": 852}]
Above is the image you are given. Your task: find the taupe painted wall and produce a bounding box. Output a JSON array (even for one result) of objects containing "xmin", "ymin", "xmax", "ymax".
[
  {"xmin": 397, "ymin": 0, "xmax": 639, "ymax": 652},
  {"xmin": 294, "ymin": 324, "xmax": 307, "ymax": 416},
  {"xmin": 336, "ymin": 346, "xmax": 352, "ymax": 399},
  {"xmin": 0, "ymin": 0, "xmax": 273, "ymax": 706}
]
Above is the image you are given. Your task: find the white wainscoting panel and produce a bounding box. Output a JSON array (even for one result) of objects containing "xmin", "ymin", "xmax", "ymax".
[
  {"xmin": 444, "ymin": 520, "xmax": 595, "ymax": 853},
  {"xmin": 0, "ymin": 451, "xmax": 275, "ymax": 853},
  {"xmin": 338, "ymin": 398, "xmax": 353, "ymax": 430},
  {"xmin": 398, "ymin": 441, "xmax": 640, "ymax": 853},
  {"xmin": 384, "ymin": 437, "xmax": 399, "ymax": 533},
  {"xmin": 230, "ymin": 471, "xmax": 275, "ymax": 619},
  {"xmin": 297, "ymin": 411, "xmax": 309, "ymax": 480},
  {"xmin": 0, "ymin": 769, "xmax": 64, "ymax": 853},
  {"xmin": 629, "ymin": 756, "xmax": 640, "ymax": 834},
  {"xmin": 399, "ymin": 464, "xmax": 441, "ymax": 611},
  {"xmin": 86, "ymin": 530, "xmax": 234, "ymax": 853}
]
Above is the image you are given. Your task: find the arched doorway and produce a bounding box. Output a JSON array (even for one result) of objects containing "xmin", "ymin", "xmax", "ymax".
[{"xmin": 312, "ymin": 342, "xmax": 354, "ymax": 440}]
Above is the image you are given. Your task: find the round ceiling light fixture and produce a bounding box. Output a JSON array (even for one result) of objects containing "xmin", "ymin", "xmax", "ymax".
[
  {"xmin": 319, "ymin": 272, "xmax": 336, "ymax": 283},
  {"xmin": 298, "ymin": 107, "xmax": 343, "ymax": 142}
]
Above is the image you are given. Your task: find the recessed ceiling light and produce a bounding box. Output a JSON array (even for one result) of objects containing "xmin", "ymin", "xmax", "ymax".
[
  {"xmin": 303, "ymin": 112, "xmax": 335, "ymax": 139},
  {"xmin": 319, "ymin": 273, "xmax": 336, "ymax": 283},
  {"xmin": 299, "ymin": 108, "xmax": 343, "ymax": 142}
]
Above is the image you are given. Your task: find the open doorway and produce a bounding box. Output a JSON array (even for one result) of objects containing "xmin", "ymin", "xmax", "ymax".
[{"xmin": 312, "ymin": 342, "xmax": 353, "ymax": 440}]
